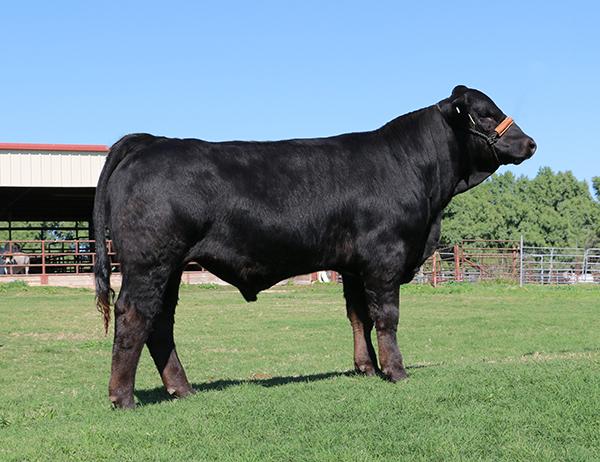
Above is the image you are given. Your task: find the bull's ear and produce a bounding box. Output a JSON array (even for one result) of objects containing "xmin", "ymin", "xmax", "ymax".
[
  {"xmin": 438, "ymin": 90, "xmax": 469, "ymax": 125},
  {"xmin": 451, "ymin": 85, "xmax": 469, "ymax": 97}
]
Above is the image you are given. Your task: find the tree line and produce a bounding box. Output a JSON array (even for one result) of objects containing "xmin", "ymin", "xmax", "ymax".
[
  {"xmin": 441, "ymin": 168, "xmax": 600, "ymax": 248},
  {"xmin": 0, "ymin": 222, "xmax": 88, "ymax": 241}
]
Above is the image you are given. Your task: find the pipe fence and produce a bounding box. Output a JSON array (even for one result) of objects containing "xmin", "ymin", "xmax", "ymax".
[{"xmin": 1, "ymin": 239, "xmax": 599, "ymax": 285}]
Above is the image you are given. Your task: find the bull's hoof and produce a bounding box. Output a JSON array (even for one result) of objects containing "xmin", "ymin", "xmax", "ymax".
[
  {"xmin": 355, "ymin": 362, "xmax": 378, "ymax": 377},
  {"xmin": 382, "ymin": 367, "xmax": 408, "ymax": 383},
  {"xmin": 109, "ymin": 394, "xmax": 136, "ymax": 409},
  {"xmin": 166, "ymin": 384, "xmax": 196, "ymax": 399}
]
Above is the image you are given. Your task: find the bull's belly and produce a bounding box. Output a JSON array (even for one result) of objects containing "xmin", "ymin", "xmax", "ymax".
[
  {"xmin": 195, "ymin": 249, "xmax": 326, "ymax": 302},
  {"xmin": 202, "ymin": 261, "xmax": 313, "ymax": 301}
]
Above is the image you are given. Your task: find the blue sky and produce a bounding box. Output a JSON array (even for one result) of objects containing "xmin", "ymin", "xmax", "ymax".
[{"xmin": 1, "ymin": 1, "xmax": 598, "ymax": 186}]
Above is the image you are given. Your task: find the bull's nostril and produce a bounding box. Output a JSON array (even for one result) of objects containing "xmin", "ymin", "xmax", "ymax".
[{"xmin": 528, "ymin": 139, "xmax": 537, "ymax": 154}]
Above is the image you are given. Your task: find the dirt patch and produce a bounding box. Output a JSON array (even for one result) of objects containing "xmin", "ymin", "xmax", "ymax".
[
  {"xmin": 485, "ymin": 350, "xmax": 600, "ymax": 364},
  {"xmin": 203, "ymin": 347, "xmax": 240, "ymax": 353},
  {"xmin": 9, "ymin": 332, "xmax": 93, "ymax": 341},
  {"xmin": 250, "ymin": 373, "xmax": 273, "ymax": 380}
]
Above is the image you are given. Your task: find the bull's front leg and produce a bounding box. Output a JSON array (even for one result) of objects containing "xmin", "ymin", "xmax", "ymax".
[{"xmin": 364, "ymin": 278, "xmax": 408, "ymax": 382}]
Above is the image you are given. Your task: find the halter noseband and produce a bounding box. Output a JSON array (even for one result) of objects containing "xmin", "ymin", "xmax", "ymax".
[{"xmin": 437, "ymin": 103, "xmax": 514, "ymax": 164}]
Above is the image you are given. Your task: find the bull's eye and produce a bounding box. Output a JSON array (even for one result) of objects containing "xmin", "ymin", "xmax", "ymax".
[{"xmin": 479, "ymin": 117, "xmax": 497, "ymax": 130}]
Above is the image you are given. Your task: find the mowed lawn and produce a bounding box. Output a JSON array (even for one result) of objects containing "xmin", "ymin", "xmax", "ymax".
[{"xmin": 0, "ymin": 282, "xmax": 599, "ymax": 461}]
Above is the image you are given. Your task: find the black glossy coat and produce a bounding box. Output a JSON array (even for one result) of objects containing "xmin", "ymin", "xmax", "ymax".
[{"xmin": 93, "ymin": 85, "xmax": 536, "ymax": 407}]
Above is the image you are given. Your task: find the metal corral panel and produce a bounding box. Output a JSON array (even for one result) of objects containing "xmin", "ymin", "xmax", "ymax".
[{"xmin": 0, "ymin": 144, "xmax": 109, "ymax": 187}]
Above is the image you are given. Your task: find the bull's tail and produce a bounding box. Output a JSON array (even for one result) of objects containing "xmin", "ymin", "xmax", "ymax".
[{"xmin": 93, "ymin": 133, "xmax": 154, "ymax": 334}]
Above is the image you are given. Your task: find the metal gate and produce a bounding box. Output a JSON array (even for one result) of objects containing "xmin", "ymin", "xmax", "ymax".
[{"xmin": 520, "ymin": 246, "xmax": 600, "ymax": 285}]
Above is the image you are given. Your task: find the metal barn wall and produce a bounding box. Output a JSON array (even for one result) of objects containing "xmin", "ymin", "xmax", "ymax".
[{"xmin": 0, "ymin": 147, "xmax": 108, "ymax": 187}]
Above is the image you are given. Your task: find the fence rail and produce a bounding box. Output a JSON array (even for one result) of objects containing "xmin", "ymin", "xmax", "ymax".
[
  {"xmin": 0, "ymin": 240, "xmax": 115, "ymax": 276},
  {"xmin": 1, "ymin": 239, "xmax": 599, "ymax": 285}
]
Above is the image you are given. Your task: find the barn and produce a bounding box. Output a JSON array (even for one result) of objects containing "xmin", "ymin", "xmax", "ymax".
[
  {"xmin": 0, "ymin": 142, "xmax": 111, "ymax": 286},
  {"xmin": 0, "ymin": 142, "xmax": 107, "ymax": 231}
]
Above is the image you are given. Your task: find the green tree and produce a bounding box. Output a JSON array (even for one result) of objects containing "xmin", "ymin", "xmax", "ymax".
[
  {"xmin": 441, "ymin": 168, "xmax": 600, "ymax": 248},
  {"xmin": 593, "ymin": 176, "xmax": 600, "ymax": 200}
]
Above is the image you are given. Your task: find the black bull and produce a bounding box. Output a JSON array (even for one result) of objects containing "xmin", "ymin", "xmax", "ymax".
[{"xmin": 94, "ymin": 85, "xmax": 536, "ymax": 408}]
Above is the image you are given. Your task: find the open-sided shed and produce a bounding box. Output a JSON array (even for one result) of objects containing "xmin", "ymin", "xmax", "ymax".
[{"xmin": 0, "ymin": 142, "xmax": 109, "ymax": 226}]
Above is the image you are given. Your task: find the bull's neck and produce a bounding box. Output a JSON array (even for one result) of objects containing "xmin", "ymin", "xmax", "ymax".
[{"xmin": 378, "ymin": 105, "xmax": 464, "ymax": 211}]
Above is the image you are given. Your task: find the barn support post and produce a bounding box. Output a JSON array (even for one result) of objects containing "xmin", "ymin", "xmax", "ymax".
[
  {"xmin": 75, "ymin": 240, "xmax": 80, "ymax": 274},
  {"xmin": 41, "ymin": 241, "xmax": 48, "ymax": 285},
  {"xmin": 88, "ymin": 219, "xmax": 94, "ymax": 243},
  {"xmin": 519, "ymin": 235, "xmax": 524, "ymax": 287}
]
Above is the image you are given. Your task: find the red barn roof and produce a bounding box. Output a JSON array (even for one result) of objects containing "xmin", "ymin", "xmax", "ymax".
[{"xmin": 0, "ymin": 143, "xmax": 109, "ymax": 152}]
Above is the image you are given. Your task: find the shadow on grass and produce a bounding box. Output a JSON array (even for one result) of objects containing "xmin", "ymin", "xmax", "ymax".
[{"xmin": 134, "ymin": 364, "xmax": 438, "ymax": 406}]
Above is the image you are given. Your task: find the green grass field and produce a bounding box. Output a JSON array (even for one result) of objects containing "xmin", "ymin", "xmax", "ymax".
[{"xmin": 0, "ymin": 282, "xmax": 599, "ymax": 461}]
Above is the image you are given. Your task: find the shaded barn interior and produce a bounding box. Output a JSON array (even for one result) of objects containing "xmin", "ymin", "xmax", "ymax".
[{"xmin": 1, "ymin": 186, "xmax": 95, "ymax": 229}]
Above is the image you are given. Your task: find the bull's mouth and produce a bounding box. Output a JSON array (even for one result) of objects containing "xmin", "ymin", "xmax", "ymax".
[
  {"xmin": 519, "ymin": 150, "xmax": 536, "ymax": 163},
  {"xmin": 506, "ymin": 149, "xmax": 535, "ymax": 165},
  {"xmin": 511, "ymin": 155, "xmax": 531, "ymax": 165}
]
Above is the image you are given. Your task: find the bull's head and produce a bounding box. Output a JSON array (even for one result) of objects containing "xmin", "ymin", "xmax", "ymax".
[{"xmin": 438, "ymin": 85, "xmax": 536, "ymax": 194}]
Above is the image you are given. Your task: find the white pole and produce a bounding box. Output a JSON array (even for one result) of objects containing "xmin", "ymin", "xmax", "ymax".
[{"xmin": 519, "ymin": 235, "xmax": 524, "ymax": 287}]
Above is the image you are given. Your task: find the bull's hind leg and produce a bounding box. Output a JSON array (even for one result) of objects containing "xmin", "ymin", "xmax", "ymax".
[
  {"xmin": 343, "ymin": 273, "xmax": 378, "ymax": 376},
  {"xmin": 364, "ymin": 277, "xmax": 408, "ymax": 382},
  {"xmin": 146, "ymin": 270, "xmax": 194, "ymax": 399},
  {"xmin": 109, "ymin": 268, "xmax": 175, "ymax": 409},
  {"xmin": 108, "ymin": 290, "xmax": 153, "ymax": 409}
]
